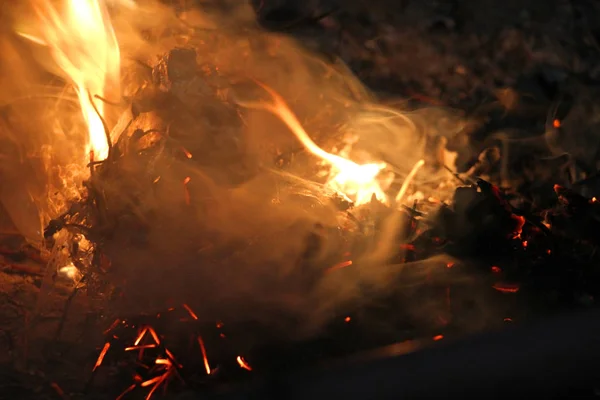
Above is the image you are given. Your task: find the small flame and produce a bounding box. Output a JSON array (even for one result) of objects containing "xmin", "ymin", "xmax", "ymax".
[
  {"xmin": 58, "ymin": 262, "xmax": 82, "ymax": 280},
  {"xmin": 240, "ymin": 82, "xmax": 387, "ymax": 205},
  {"xmin": 20, "ymin": 0, "xmax": 121, "ymax": 162}
]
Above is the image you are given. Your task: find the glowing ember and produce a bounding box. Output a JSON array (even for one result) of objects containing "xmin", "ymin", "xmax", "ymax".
[
  {"xmin": 239, "ymin": 81, "xmax": 387, "ymax": 205},
  {"xmin": 19, "ymin": 0, "xmax": 121, "ymax": 162}
]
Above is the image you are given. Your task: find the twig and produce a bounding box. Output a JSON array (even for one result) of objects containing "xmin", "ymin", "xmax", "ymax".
[
  {"xmin": 54, "ymin": 274, "xmax": 88, "ymax": 341},
  {"xmin": 87, "ymin": 91, "xmax": 113, "ymax": 160},
  {"xmin": 93, "ymin": 94, "xmax": 123, "ymax": 107},
  {"xmin": 1, "ymin": 264, "xmax": 44, "ymax": 276},
  {"xmin": 443, "ymin": 165, "xmax": 471, "ymax": 185}
]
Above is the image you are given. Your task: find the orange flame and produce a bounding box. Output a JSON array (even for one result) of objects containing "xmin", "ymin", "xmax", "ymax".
[
  {"xmin": 19, "ymin": 0, "xmax": 121, "ymax": 162},
  {"xmin": 239, "ymin": 82, "xmax": 387, "ymax": 205}
]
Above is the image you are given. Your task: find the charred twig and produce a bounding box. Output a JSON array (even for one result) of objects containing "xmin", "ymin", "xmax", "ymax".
[
  {"xmin": 87, "ymin": 90, "xmax": 113, "ymax": 161},
  {"xmin": 54, "ymin": 273, "xmax": 88, "ymax": 341},
  {"xmin": 63, "ymin": 223, "xmax": 91, "ymax": 236},
  {"xmin": 0, "ymin": 264, "xmax": 44, "ymax": 277},
  {"xmin": 443, "ymin": 164, "xmax": 471, "ymax": 185},
  {"xmin": 93, "ymin": 94, "xmax": 123, "ymax": 107}
]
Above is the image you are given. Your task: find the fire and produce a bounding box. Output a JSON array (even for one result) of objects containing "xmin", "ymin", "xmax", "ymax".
[
  {"xmin": 240, "ymin": 82, "xmax": 388, "ymax": 205},
  {"xmin": 19, "ymin": 0, "xmax": 121, "ymax": 162}
]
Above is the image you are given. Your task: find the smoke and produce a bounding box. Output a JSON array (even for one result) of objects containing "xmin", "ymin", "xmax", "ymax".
[{"xmin": 1, "ymin": 0, "xmax": 477, "ymax": 338}]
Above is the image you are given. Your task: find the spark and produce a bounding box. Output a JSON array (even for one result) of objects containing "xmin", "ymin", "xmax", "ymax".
[
  {"xmin": 144, "ymin": 371, "xmax": 171, "ymax": 400},
  {"xmin": 93, "ymin": 342, "xmax": 111, "ymax": 371},
  {"xmin": 492, "ymin": 284, "xmax": 520, "ymax": 293},
  {"xmin": 197, "ymin": 336, "xmax": 211, "ymax": 375},
  {"xmin": 433, "ymin": 335, "xmax": 444, "ymax": 341},
  {"xmin": 141, "ymin": 375, "xmax": 163, "ymax": 387},
  {"xmin": 147, "ymin": 326, "xmax": 161, "ymax": 344},
  {"xmin": 181, "ymin": 147, "xmax": 193, "ymax": 158},
  {"xmin": 134, "ymin": 327, "xmax": 149, "ymax": 346},
  {"xmin": 344, "ymin": 316, "xmax": 351, "ymax": 323},
  {"xmin": 165, "ymin": 349, "xmax": 182, "ymax": 368},
  {"xmin": 182, "ymin": 303, "xmax": 199, "ymax": 320},
  {"xmin": 116, "ymin": 384, "xmax": 136, "ymax": 400},
  {"xmin": 125, "ymin": 344, "xmax": 157, "ymax": 351},
  {"xmin": 50, "ymin": 382, "xmax": 65, "ymax": 398},
  {"xmin": 183, "ymin": 177, "xmax": 191, "ymax": 205},
  {"xmin": 236, "ymin": 356, "xmax": 253, "ymax": 371},
  {"xmin": 326, "ymin": 260, "xmax": 353, "ymax": 273},
  {"xmin": 103, "ymin": 318, "xmax": 120, "ymax": 335}
]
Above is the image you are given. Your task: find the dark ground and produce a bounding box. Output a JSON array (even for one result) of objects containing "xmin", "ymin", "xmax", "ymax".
[{"xmin": 3, "ymin": 0, "xmax": 600, "ymax": 398}]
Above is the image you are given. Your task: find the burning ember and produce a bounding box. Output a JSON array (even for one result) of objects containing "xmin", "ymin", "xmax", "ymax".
[{"xmin": 2, "ymin": 0, "xmax": 600, "ymax": 398}]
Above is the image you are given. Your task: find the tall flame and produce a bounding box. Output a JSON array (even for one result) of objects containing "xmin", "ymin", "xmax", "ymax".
[{"xmin": 20, "ymin": 0, "xmax": 120, "ymax": 162}]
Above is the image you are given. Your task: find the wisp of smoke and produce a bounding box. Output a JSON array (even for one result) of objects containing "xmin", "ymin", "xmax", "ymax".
[{"xmin": 1, "ymin": 0, "xmax": 478, "ymax": 337}]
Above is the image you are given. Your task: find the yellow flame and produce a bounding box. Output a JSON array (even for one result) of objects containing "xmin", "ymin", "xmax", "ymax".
[
  {"xmin": 20, "ymin": 0, "xmax": 121, "ymax": 162},
  {"xmin": 243, "ymin": 82, "xmax": 387, "ymax": 205},
  {"xmin": 58, "ymin": 262, "xmax": 82, "ymax": 280}
]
